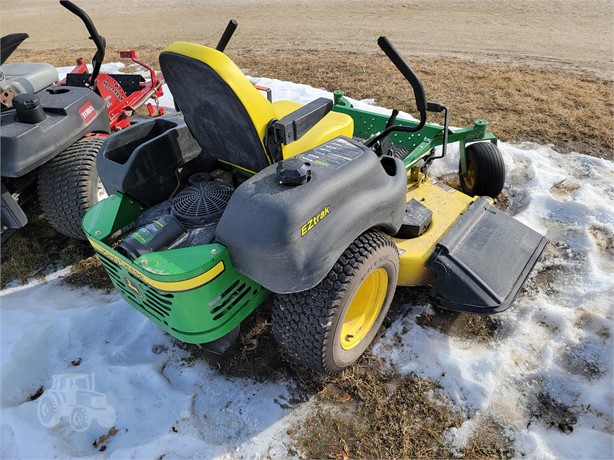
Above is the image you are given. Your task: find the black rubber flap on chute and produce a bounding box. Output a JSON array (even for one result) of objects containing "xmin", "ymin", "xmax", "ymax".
[{"xmin": 426, "ymin": 197, "xmax": 547, "ymax": 314}]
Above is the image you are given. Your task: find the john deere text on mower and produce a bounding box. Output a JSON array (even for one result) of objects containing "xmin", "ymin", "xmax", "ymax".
[
  {"xmin": 1, "ymin": 1, "xmax": 164, "ymax": 242},
  {"xmin": 83, "ymin": 29, "xmax": 546, "ymax": 374}
]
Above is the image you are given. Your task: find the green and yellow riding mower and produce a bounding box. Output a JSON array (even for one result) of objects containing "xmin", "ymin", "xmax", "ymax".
[{"xmin": 83, "ymin": 33, "xmax": 547, "ymax": 374}]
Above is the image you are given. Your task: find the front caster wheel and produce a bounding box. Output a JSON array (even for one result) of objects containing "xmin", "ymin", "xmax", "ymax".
[
  {"xmin": 272, "ymin": 230, "xmax": 399, "ymax": 375},
  {"xmin": 459, "ymin": 142, "xmax": 505, "ymax": 198}
]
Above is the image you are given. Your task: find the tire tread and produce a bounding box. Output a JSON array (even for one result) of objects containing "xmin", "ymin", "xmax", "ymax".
[
  {"xmin": 38, "ymin": 136, "xmax": 105, "ymax": 239},
  {"xmin": 459, "ymin": 142, "xmax": 505, "ymax": 198},
  {"xmin": 272, "ymin": 230, "xmax": 397, "ymax": 374}
]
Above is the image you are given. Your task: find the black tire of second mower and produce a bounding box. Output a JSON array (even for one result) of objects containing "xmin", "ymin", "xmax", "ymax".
[
  {"xmin": 272, "ymin": 230, "xmax": 399, "ymax": 375},
  {"xmin": 38, "ymin": 136, "xmax": 106, "ymax": 239},
  {"xmin": 459, "ymin": 142, "xmax": 505, "ymax": 198}
]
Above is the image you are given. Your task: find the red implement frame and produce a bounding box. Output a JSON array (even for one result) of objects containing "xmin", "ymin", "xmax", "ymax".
[
  {"xmin": 106, "ymin": 50, "xmax": 165, "ymax": 129},
  {"xmin": 58, "ymin": 51, "xmax": 165, "ymax": 130}
]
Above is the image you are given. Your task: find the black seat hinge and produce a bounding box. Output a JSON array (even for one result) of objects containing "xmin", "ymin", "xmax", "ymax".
[{"xmin": 264, "ymin": 97, "xmax": 333, "ymax": 164}]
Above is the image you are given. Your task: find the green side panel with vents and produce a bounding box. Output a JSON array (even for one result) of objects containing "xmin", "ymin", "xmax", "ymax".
[{"xmin": 83, "ymin": 192, "xmax": 269, "ymax": 344}]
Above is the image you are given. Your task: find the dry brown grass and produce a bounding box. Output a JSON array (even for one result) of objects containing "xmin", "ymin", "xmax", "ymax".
[
  {"xmin": 62, "ymin": 255, "xmax": 113, "ymax": 291},
  {"xmin": 292, "ymin": 356, "xmax": 513, "ymax": 459},
  {"xmin": 233, "ymin": 50, "xmax": 613, "ymax": 160},
  {"xmin": 0, "ymin": 215, "xmax": 94, "ymax": 288},
  {"xmin": 16, "ymin": 46, "xmax": 611, "ymax": 159}
]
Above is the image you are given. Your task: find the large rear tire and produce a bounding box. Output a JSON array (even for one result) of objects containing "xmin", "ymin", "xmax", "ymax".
[
  {"xmin": 459, "ymin": 142, "xmax": 505, "ymax": 198},
  {"xmin": 38, "ymin": 136, "xmax": 106, "ymax": 239},
  {"xmin": 272, "ymin": 230, "xmax": 399, "ymax": 374}
]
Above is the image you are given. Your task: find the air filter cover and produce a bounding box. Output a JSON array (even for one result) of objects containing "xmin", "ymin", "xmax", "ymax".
[{"xmin": 171, "ymin": 181, "xmax": 234, "ymax": 227}]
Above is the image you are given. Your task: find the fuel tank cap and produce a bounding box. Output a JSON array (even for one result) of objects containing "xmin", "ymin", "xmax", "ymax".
[{"xmin": 276, "ymin": 158, "xmax": 311, "ymax": 186}]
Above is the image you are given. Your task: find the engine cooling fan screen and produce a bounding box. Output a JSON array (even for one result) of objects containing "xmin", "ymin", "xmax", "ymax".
[{"xmin": 171, "ymin": 181, "xmax": 234, "ymax": 227}]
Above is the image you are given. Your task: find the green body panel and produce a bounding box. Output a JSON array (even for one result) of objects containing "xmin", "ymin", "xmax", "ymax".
[
  {"xmin": 134, "ymin": 243, "xmax": 226, "ymax": 280},
  {"xmin": 83, "ymin": 192, "xmax": 144, "ymax": 239},
  {"xmin": 332, "ymin": 91, "xmax": 497, "ymax": 174},
  {"xmin": 83, "ymin": 193, "xmax": 269, "ymax": 344}
]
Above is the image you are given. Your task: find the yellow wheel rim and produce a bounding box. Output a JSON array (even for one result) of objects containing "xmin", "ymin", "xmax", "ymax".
[
  {"xmin": 340, "ymin": 268, "xmax": 388, "ymax": 350},
  {"xmin": 464, "ymin": 154, "xmax": 477, "ymax": 189}
]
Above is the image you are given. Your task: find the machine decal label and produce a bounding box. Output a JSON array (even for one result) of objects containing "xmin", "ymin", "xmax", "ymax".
[
  {"xmin": 102, "ymin": 79, "xmax": 125, "ymax": 102},
  {"xmin": 78, "ymin": 102, "xmax": 97, "ymax": 124},
  {"xmin": 299, "ymin": 138, "xmax": 363, "ymax": 169},
  {"xmin": 301, "ymin": 206, "xmax": 330, "ymax": 237},
  {"xmin": 430, "ymin": 180, "xmax": 456, "ymax": 194},
  {"xmin": 96, "ymin": 74, "xmax": 126, "ymax": 111}
]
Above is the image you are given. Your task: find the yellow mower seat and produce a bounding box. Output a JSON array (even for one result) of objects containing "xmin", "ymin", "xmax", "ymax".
[{"xmin": 159, "ymin": 42, "xmax": 353, "ymax": 174}]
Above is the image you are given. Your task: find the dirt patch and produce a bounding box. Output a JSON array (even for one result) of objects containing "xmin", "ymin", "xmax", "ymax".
[
  {"xmin": 417, "ymin": 309, "xmax": 502, "ymax": 343},
  {"xmin": 62, "ymin": 256, "xmax": 114, "ymax": 292},
  {"xmin": 3, "ymin": 0, "xmax": 612, "ymax": 78},
  {"xmin": 589, "ymin": 225, "xmax": 614, "ymax": 257},
  {"xmin": 530, "ymin": 263, "xmax": 571, "ymax": 298},
  {"xmin": 560, "ymin": 341, "xmax": 606, "ymax": 381},
  {"xmin": 550, "ymin": 178, "xmax": 582, "ymax": 201},
  {"xmin": 574, "ymin": 308, "xmax": 611, "ymax": 341},
  {"xmin": 530, "ymin": 392, "xmax": 578, "ymax": 434},
  {"xmin": 93, "ymin": 427, "xmax": 119, "ymax": 453}
]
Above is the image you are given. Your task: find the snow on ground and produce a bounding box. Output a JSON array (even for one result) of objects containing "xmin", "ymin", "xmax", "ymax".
[
  {"xmin": 378, "ymin": 142, "xmax": 614, "ymax": 459},
  {"xmin": 1, "ymin": 71, "xmax": 613, "ymax": 459}
]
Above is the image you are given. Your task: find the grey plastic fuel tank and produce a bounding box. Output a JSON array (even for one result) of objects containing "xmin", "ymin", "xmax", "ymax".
[{"xmin": 215, "ymin": 136, "xmax": 407, "ymax": 294}]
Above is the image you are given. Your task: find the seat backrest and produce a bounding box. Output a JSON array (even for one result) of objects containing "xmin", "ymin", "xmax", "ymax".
[{"xmin": 159, "ymin": 42, "xmax": 280, "ymax": 174}]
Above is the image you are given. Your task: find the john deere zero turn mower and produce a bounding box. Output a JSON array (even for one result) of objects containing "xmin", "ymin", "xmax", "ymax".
[{"xmin": 83, "ymin": 30, "xmax": 547, "ymax": 374}]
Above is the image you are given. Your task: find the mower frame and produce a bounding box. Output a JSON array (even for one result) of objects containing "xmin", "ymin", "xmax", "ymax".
[{"xmin": 332, "ymin": 91, "xmax": 497, "ymax": 177}]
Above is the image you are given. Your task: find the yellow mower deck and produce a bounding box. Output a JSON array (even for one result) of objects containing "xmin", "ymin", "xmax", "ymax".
[
  {"xmin": 393, "ymin": 174, "xmax": 478, "ymax": 287},
  {"xmin": 392, "ymin": 169, "xmax": 547, "ymax": 315},
  {"xmin": 398, "ymin": 179, "xmax": 475, "ymax": 286}
]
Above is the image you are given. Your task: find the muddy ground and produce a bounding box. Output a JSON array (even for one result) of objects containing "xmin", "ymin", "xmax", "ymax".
[{"xmin": 2, "ymin": 0, "xmax": 613, "ymax": 78}]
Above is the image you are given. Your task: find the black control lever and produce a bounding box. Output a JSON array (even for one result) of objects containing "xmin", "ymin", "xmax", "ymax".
[
  {"xmin": 385, "ymin": 109, "xmax": 399, "ymax": 129},
  {"xmin": 377, "ymin": 36, "xmax": 427, "ymax": 115},
  {"xmin": 366, "ymin": 37, "xmax": 428, "ymax": 147},
  {"xmin": 216, "ymin": 20, "xmax": 238, "ymax": 52},
  {"xmin": 60, "ymin": 1, "xmax": 106, "ymax": 87}
]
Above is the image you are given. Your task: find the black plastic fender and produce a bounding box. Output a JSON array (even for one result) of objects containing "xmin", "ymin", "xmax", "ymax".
[
  {"xmin": 97, "ymin": 114, "xmax": 204, "ymax": 207},
  {"xmin": 215, "ymin": 137, "xmax": 407, "ymax": 293}
]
